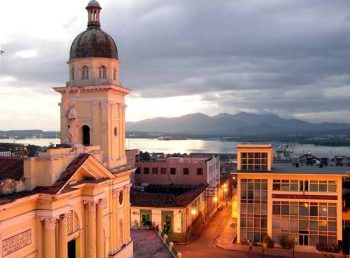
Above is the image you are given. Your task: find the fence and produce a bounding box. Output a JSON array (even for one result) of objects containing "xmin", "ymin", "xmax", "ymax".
[{"xmin": 157, "ymin": 228, "xmax": 182, "ymax": 258}]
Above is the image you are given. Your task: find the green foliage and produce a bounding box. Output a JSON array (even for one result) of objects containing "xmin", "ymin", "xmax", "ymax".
[
  {"xmin": 26, "ymin": 144, "xmax": 42, "ymax": 157},
  {"xmin": 139, "ymin": 151, "xmax": 150, "ymax": 161},
  {"xmin": 263, "ymin": 235, "xmax": 274, "ymax": 248},
  {"xmin": 279, "ymin": 235, "xmax": 290, "ymax": 249}
]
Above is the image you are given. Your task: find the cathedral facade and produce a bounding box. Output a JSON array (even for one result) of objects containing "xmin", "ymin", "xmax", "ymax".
[{"xmin": 0, "ymin": 1, "xmax": 134, "ymax": 257}]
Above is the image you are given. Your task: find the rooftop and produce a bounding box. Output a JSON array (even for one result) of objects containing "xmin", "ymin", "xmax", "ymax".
[
  {"xmin": 130, "ymin": 184, "xmax": 208, "ymax": 208},
  {"xmin": 237, "ymin": 143, "xmax": 272, "ymax": 148},
  {"xmin": 0, "ymin": 157, "xmax": 23, "ymax": 180}
]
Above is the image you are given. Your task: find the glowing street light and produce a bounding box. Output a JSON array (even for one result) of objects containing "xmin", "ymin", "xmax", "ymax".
[
  {"xmin": 213, "ymin": 196, "xmax": 218, "ymax": 202},
  {"xmin": 191, "ymin": 208, "xmax": 197, "ymax": 216}
]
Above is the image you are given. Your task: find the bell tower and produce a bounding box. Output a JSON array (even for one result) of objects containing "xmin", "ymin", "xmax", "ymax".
[{"xmin": 54, "ymin": 0, "xmax": 129, "ymax": 170}]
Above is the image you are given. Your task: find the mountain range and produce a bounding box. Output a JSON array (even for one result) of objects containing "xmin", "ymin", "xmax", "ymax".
[{"xmin": 126, "ymin": 112, "xmax": 350, "ymax": 136}]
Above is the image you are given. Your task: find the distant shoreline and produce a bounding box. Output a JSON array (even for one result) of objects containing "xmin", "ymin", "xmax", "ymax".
[{"xmin": 1, "ymin": 136, "xmax": 350, "ymax": 147}]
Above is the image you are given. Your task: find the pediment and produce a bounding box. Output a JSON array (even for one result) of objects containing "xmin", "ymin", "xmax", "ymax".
[
  {"xmin": 71, "ymin": 156, "xmax": 114, "ymax": 181},
  {"xmin": 55, "ymin": 154, "xmax": 114, "ymax": 195}
]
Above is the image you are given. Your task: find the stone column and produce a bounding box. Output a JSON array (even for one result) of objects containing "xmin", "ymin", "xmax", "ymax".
[
  {"xmin": 58, "ymin": 214, "xmax": 68, "ymax": 258},
  {"xmin": 115, "ymin": 189, "xmax": 120, "ymax": 249},
  {"xmin": 96, "ymin": 199, "xmax": 104, "ymax": 258},
  {"xmin": 44, "ymin": 218, "xmax": 57, "ymax": 258},
  {"xmin": 121, "ymin": 105, "xmax": 126, "ymax": 159},
  {"xmin": 86, "ymin": 201, "xmax": 97, "ymax": 258},
  {"xmin": 92, "ymin": 101, "xmax": 100, "ymax": 146},
  {"xmin": 109, "ymin": 190, "xmax": 115, "ymax": 252},
  {"xmin": 125, "ymin": 184, "xmax": 131, "ymax": 242},
  {"xmin": 101, "ymin": 102, "xmax": 109, "ymax": 164}
]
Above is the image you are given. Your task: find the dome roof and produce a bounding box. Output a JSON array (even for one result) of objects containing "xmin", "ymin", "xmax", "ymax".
[
  {"xmin": 87, "ymin": 0, "xmax": 101, "ymax": 8},
  {"xmin": 69, "ymin": 0, "xmax": 118, "ymax": 60},
  {"xmin": 70, "ymin": 27, "xmax": 118, "ymax": 60}
]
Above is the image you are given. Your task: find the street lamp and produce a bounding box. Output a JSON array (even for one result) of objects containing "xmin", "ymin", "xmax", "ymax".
[
  {"xmin": 191, "ymin": 208, "xmax": 197, "ymax": 216},
  {"xmin": 223, "ymin": 185, "xmax": 228, "ymax": 207}
]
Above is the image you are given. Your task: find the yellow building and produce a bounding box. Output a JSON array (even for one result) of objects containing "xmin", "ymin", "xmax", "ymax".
[
  {"xmin": 236, "ymin": 144, "xmax": 347, "ymax": 247},
  {"xmin": 0, "ymin": 1, "xmax": 134, "ymax": 258},
  {"xmin": 130, "ymin": 184, "xmax": 207, "ymax": 243}
]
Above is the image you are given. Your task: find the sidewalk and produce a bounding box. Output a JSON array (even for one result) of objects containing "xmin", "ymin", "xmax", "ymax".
[{"xmin": 215, "ymin": 217, "xmax": 326, "ymax": 258}]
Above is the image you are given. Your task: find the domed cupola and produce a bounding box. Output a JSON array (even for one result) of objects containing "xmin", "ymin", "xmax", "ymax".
[
  {"xmin": 68, "ymin": 0, "xmax": 120, "ymax": 87},
  {"xmin": 69, "ymin": 0, "xmax": 118, "ymax": 60}
]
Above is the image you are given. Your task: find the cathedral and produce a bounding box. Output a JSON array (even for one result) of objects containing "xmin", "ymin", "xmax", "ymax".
[{"xmin": 0, "ymin": 1, "xmax": 134, "ymax": 257}]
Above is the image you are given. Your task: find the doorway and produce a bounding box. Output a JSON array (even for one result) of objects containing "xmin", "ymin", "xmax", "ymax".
[
  {"xmin": 82, "ymin": 125, "xmax": 90, "ymax": 146},
  {"xmin": 299, "ymin": 234, "xmax": 309, "ymax": 245},
  {"xmin": 161, "ymin": 211, "xmax": 173, "ymax": 234},
  {"xmin": 68, "ymin": 239, "xmax": 76, "ymax": 258},
  {"xmin": 140, "ymin": 209, "xmax": 152, "ymax": 227}
]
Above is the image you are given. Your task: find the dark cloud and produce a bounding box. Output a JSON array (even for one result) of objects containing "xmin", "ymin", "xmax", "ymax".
[{"xmin": 3, "ymin": 0, "xmax": 350, "ymax": 122}]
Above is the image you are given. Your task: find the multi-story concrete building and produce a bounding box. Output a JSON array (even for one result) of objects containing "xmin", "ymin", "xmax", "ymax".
[
  {"xmin": 135, "ymin": 155, "xmax": 220, "ymax": 187},
  {"xmin": 135, "ymin": 154, "xmax": 220, "ymax": 217},
  {"xmin": 236, "ymin": 143, "xmax": 347, "ymax": 247}
]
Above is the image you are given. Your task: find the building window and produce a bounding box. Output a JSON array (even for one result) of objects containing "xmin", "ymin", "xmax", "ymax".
[
  {"xmin": 119, "ymin": 190, "xmax": 123, "ymax": 204},
  {"xmin": 144, "ymin": 167, "xmax": 149, "ymax": 174},
  {"xmin": 82, "ymin": 125, "xmax": 90, "ymax": 146},
  {"xmin": 271, "ymin": 201, "xmax": 337, "ymax": 246},
  {"xmin": 135, "ymin": 168, "xmax": 141, "ymax": 174},
  {"xmin": 99, "ymin": 66, "xmax": 106, "ymax": 79},
  {"xmin": 71, "ymin": 67, "xmax": 75, "ymax": 80},
  {"xmin": 273, "ymin": 180, "xmax": 337, "ymax": 193},
  {"xmin": 197, "ymin": 168, "xmax": 203, "ymax": 175},
  {"xmin": 160, "ymin": 168, "xmax": 166, "ymax": 174},
  {"xmin": 82, "ymin": 65, "xmax": 89, "ymax": 80},
  {"xmin": 152, "ymin": 167, "xmax": 158, "ymax": 174},
  {"xmin": 114, "ymin": 127, "xmax": 118, "ymax": 136},
  {"xmin": 240, "ymin": 152, "xmax": 268, "ymax": 171},
  {"xmin": 170, "ymin": 168, "xmax": 176, "ymax": 175},
  {"xmin": 183, "ymin": 168, "xmax": 189, "ymax": 175},
  {"xmin": 240, "ymin": 179, "xmax": 268, "ymax": 243},
  {"xmin": 113, "ymin": 67, "xmax": 117, "ymax": 80}
]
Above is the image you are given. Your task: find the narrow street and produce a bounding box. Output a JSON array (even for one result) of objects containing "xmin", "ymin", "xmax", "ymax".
[{"xmin": 175, "ymin": 204, "xmax": 263, "ymax": 258}]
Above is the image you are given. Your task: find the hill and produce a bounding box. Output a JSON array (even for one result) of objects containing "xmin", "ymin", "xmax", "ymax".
[{"xmin": 126, "ymin": 112, "xmax": 350, "ymax": 136}]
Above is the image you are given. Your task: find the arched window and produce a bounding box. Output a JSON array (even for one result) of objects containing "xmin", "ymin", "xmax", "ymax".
[
  {"xmin": 71, "ymin": 67, "xmax": 75, "ymax": 80},
  {"xmin": 82, "ymin": 65, "xmax": 89, "ymax": 80},
  {"xmin": 113, "ymin": 67, "xmax": 117, "ymax": 81},
  {"xmin": 99, "ymin": 66, "xmax": 106, "ymax": 79},
  {"xmin": 82, "ymin": 125, "xmax": 90, "ymax": 146}
]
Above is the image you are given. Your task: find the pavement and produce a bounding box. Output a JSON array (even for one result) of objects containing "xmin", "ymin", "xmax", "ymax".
[
  {"xmin": 176, "ymin": 203, "xmax": 331, "ymax": 258},
  {"xmin": 215, "ymin": 208, "xmax": 326, "ymax": 258},
  {"xmin": 175, "ymin": 204, "xmax": 264, "ymax": 258},
  {"xmin": 131, "ymin": 229, "xmax": 173, "ymax": 258}
]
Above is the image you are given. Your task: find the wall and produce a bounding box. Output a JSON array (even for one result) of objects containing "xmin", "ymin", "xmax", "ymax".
[
  {"xmin": 135, "ymin": 156, "xmax": 219, "ymax": 185},
  {"xmin": 236, "ymin": 172, "xmax": 344, "ymax": 245}
]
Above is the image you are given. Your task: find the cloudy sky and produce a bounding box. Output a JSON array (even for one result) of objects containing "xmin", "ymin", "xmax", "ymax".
[{"xmin": 1, "ymin": 0, "xmax": 350, "ymax": 130}]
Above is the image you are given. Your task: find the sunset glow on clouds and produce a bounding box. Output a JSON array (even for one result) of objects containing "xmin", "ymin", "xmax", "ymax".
[{"xmin": 1, "ymin": 0, "xmax": 350, "ymax": 130}]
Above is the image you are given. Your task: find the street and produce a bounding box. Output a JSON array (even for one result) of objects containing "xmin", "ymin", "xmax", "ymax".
[{"xmin": 175, "ymin": 205, "xmax": 265, "ymax": 258}]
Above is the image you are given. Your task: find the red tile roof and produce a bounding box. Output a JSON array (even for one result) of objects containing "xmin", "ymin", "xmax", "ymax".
[
  {"xmin": 130, "ymin": 184, "xmax": 208, "ymax": 208},
  {"xmin": 0, "ymin": 153, "xmax": 91, "ymax": 204},
  {"xmin": 0, "ymin": 157, "xmax": 24, "ymax": 181},
  {"xmin": 37, "ymin": 153, "xmax": 90, "ymax": 194}
]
